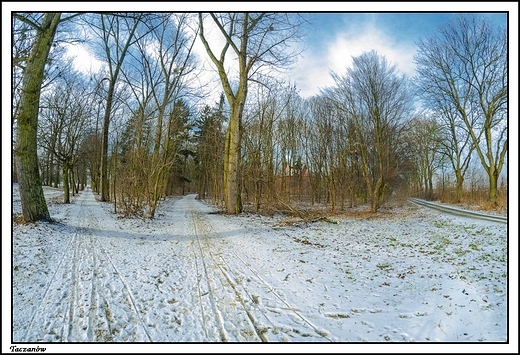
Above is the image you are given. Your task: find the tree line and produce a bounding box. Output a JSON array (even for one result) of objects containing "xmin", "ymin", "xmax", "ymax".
[{"xmin": 12, "ymin": 13, "xmax": 508, "ymax": 222}]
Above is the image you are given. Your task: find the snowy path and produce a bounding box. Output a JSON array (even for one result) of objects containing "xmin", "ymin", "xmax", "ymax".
[
  {"xmin": 22, "ymin": 189, "xmax": 153, "ymax": 342},
  {"xmin": 183, "ymin": 195, "xmax": 332, "ymax": 342},
  {"xmin": 11, "ymin": 187, "xmax": 509, "ymax": 345},
  {"xmin": 14, "ymin": 191, "xmax": 333, "ymax": 342}
]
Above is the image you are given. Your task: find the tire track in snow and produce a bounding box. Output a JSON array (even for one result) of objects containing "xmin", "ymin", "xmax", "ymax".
[
  {"xmin": 23, "ymin": 225, "xmax": 78, "ymax": 341},
  {"xmin": 84, "ymin": 202, "xmax": 117, "ymax": 342},
  {"xmin": 87, "ymin": 233, "xmax": 98, "ymax": 342},
  {"xmin": 63, "ymin": 217, "xmax": 82, "ymax": 342},
  {"xmin": 62, "ymin": 191, "xmax": 101, "ymax": 341},
  {"xmin": 25, "ymin": 189, "xmax": 153, "ymax": 342},
  {"xmin": 186, "ymin": 195, "xmax": 332, "ymax": 342},
  {"xmin": 82, "ymin": 189, "xmax": 153, "ymax": 342},
  {"xmin": 24, "ymin": 191, "xmax": 93, "ymax": 341},
  {"xmin": 93, "ymin": 235, "xmax": 153, "ymax": 342},
  {"xmin": 189, "ymin": 208, "xmax": 229, "ymax": 342},
  {"xmin": 67, "ymin": 190, "xmax": 105, "ymax": 341},
  {"xmin": 17, "ymin": 187, "xmax": 78, "ymax": 341},
  {"xmin": 216, "ymin": 236, "xmax": 333, "ymax": 341},
  {"xmin": 189, "ymin": 230, "xmax": 210, "ymax": 339},
  {"xmin": 210, "ymin": 255, "xmax": 270, "ymax": 342},
  {"xmin": 185, "ymin": 196, "xmax": 332, "ymax": 341},
  {"xmin": 224, "ymin": 248, "xmax": 333, "ymax": 341},
  {"xmin": 187, "ymin": 197, "xmax": 267, "ymax": 342},
  {"xmin": 63, "ymin": 190, "xmax": 104, "ymax": 341},
  {"xmin": 190, "ymin": 210, "xmax": 268, "ymax": 342}
]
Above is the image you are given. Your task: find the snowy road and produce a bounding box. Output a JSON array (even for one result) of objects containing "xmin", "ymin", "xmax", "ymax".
[
  {"xmin": 14, "ymin": 190, "xmax": 333, "ymax": 342},
  {"xmin": 185, "ymin": 196, "xmax": 334, "ymax": 342},
  {"xmin": 11, "ymin": 187, "xmax": 510, "ymax": 347},
  {"xmin": 21, "ymin": 189, "xmax": 154, "ymax": 342}
]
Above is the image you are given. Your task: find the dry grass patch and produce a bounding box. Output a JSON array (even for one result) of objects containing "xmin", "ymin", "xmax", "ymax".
[{"xmin": 12, "ymin": 213, "xmax": 29, "ymax": 225}]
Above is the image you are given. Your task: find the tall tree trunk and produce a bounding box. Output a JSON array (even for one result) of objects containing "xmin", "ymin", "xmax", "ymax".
[
  {"xmin": 455, "ymin": 171, "xmax": 464, "ymax": 203},
  {"xmin": 100, "ymin": 80, "xmax": 114, "ymax": 201},
  {"xmin": 63, "ymin": 161, "xmax": 70, "ymax": 204},
  {"xmin": 15, "ymin": 13, "xmax": 61, "ymax": 222},
  {"xmin": 70, "ymin": 164, "xmax": 77, "ymax": 195},
  {"xmin": 224, "ymin": 102, "xmax": 243, "ymax": 214},
  {"xmin": 427, "ymin": 173, "xmax": 434, "ymax": 200},
  {"xmin": 488, "ymin": 167, "xmax": 498, "ymax": 206},
  {"xmin": 54, "ymin": 163, "xmax": 60, "ymax": 188}
]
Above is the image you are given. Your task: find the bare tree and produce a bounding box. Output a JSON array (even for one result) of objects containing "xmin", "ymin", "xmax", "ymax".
[
  {"xmin": 330, "ymin": 51, "xmax": 414, "ymax": 212},
  {"xmin": 38, "ymin": 75, "xmax": 92, "ymax": 203},
  {"xmin": 241, "ymin": 82, "xmax": 305, "ymax": 213},
  {"xmin": 88, "ymin": 13, "xmax": 147, "ymax": 202},
  {"xmin": 307, "ymin": 95, "xmax": 339, "ymax": 211},
  {"xmin": 198, "ymin": 12, "xmax": 304, "ymax": 214},
  {"xmin": 439, "ymin": 107, "xmax": 474, "ymax": 202},
  {"xmin": 194, "ymin": 96, "xmax": 226, "ymax": 205},
  {"xmin": 111, "ymin": 13, "xmax": 198, "ymax": 218},
  {"xmin": 139, "ymin": 14, "xmax": 197, "ymax": 217},
  {"xmin": 405, "ymin": 116, "xmax": 445, "ymax": 200},
  {"xmin": 415, "ymin": 14, "xmax": 507, "ymax": 206}
]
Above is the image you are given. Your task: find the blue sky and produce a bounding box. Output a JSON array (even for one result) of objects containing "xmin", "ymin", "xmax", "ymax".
[
  {"xmin": 2, "ymin": 3, "xmax": 515, "ymax": 102},
  {"xmin": 304, "ymin": 12, "xmax": 507, "ymax": 54},
  {"xmin": 291, "ymin": 12, "xmax": 509, "ymax": 97}
]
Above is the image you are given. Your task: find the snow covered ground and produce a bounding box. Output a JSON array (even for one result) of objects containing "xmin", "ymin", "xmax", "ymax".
[{"xmin": 5, "ymin": 184, "xmax": 517, "ymax": 353}]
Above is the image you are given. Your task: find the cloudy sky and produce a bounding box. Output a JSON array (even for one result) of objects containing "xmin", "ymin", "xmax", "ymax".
[
  {"xmin": 56, "ymin": 8, "xmax": 510, "ymax": 100},
  {"xmin": 292, "ymin": 11, "xmax": 508, "ymax": 97},
  {"xmin": 3, "ymin": 2, "xmax": 515, "ymax": 102},
  {"xmin": 2, "ymin": 2, "xmax": 518, "ymax": 114}
]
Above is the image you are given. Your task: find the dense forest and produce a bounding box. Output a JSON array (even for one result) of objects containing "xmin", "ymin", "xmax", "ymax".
[{"xmin": 12, "ymin": 13, "xmax": 508, "ymax": 222}]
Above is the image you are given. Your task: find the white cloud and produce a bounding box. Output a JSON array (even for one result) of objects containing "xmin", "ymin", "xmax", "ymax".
[
  {"xmin": 293, "ymin": 21, "xmax": 417, "ymax": 98},
  {"xmin": 327, "ymin": 23, "xmax": 417, "ymax": 77},
  {"xmin": 63, "ymin": 43, "xmax": 104, "ymax": 74}
]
